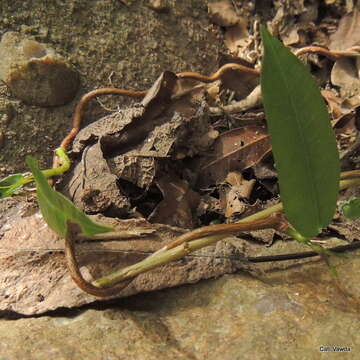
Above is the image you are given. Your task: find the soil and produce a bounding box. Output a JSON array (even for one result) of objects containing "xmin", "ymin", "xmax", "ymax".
[{"xmin": 0, "ymin": 0, "xmax": 224, "ymax": 176}]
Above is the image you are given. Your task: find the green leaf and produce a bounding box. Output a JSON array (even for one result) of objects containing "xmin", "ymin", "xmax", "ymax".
[
  {"xmin": 0, "ymin": 174, "xmax": 26, "ymax": 198},
  {"xmin": 26, "ymin": 156, "xmax": 113, "ymax": 237},
  {"xmin": 342, "ymin": 198, "xmax": 360, "ymax": 219},
  {"xmin": 260, "ymin": 26, "xmax": 340, "ymax": 237}
]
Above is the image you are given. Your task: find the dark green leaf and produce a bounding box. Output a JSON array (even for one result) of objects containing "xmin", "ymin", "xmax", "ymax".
[
  {"xmin": 260, "ymin": 26, "xmax": 340, "ymax": 237},
  {"xmin": 0, "ymin": 174, "xmax": 26, "ymax": 198},
  {"xmin": 342, "ymin": 198, "xmax": 360, "ymax": 219},
  {"xmin": 26, "ymin": 156, "xmax": 113, "ymax": 237}
]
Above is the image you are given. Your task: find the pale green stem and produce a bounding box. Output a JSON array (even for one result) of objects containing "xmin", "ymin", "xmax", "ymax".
[
  {"xmin": 93, "ymin": 235, "xmax": 225, "ymax": 288},
  {"xmin": 285, "ymin": 227, "xmax": 309, "ymax": 244},
  {"xmin": 92, "ymin": 176, "xmax": 360, "ymax": 289},
  {"xmin": 20, "ymin": 148, "xmax": 71, "ymax": 186}
]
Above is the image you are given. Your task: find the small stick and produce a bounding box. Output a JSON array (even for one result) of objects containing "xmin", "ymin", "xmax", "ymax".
[
  {"xmin": 295, "ymin": 45, "xmax": 360, "ymax": 59},
  {"xmin": 294, "ymin": 46, "xmax": 342, "ymax": 59},
  {"xmin": 151, "ymin": 213, "xmax": 286, "ymax": 257},
  {"xmin": 92, "ymin": 214, "xmax": 288, "ymax": 290}
]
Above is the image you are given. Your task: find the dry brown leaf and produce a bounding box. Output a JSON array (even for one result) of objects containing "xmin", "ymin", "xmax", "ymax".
[
  {"xmin": 63, "ymin": 141, "xmax": 131, "ymax": 215},
  {"xmin": 329, "ymin": 8, "xmax": 360, "ymax": 51},
  {"xmin": 61, "ymin": 74, "xmax": 213, "ymax": 217},
  {"xmin": 196, "ymin": 195, "xmax": 222, "ymax": 217},
  {"xmin": 266, "ymin": 0, "xmax": 323, "ymax": 51},
  {"xmin": 331, "ymin": 58, "xmax": 360, "ymax": 107},
  {"xmin": 225, "ymin": 171, "xmax": 255, "ymax": 199},
  {"xmin": 329, "ymin": 9, "xmax": 360, "ymax": 107},
  {"xmin": 220, "ymin": 187, "xmax": 246, "ymax": 218},
  {"xmin": 149, "ymin": 175, "xmax": 200, "ymax": 228},
  {"xmin": 322, "ymin": 89, "xmax": 345, "ymax": 120},
  {"xmin": 0, "ymin": 199, "xmax": 250, "ymax": 315},
  {"xmin": 224, "ymin": 21, "xmax": 250, "ymax": 56},
  {"xmin": 219, "ymin": 171, "xmax": 255, "ymax": 218},
  {"xmin": 321, "ymin": 89, "xmax": 358, "ymax": 151},
  {"xmin": 197, "ymin": 125, "xmax": 271, "ymax": 187},
  {"xmin": 208, "ymin": 0, "xmax": 239, "ymax": 27},
  {"xmin": 328, "ymin": 219, "xmax": 360, "ymax": 241}
]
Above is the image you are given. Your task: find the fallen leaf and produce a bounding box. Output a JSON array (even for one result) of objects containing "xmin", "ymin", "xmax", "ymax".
[
  {"xmin": 329, "ymin": 9, "xmax": 360, "ymax": 107},
  {"xmin": 0, "ymin": 198, "xmax": 251, "ymax": 315},
  {"xmin": 61, "ymin": 74, "xmax": 212, "ymax": 217},
  {"xmin": 219, "ymin": 172, "xmax": 255, "ymax": 218},
  {"xmin": 109, "ymin": 155, "xmax": 157, "ymax": 189},
  {"xmin": 224, "ymin": 21, "xmax": 250, "ymax": 55},
  {"xmin": 149, "ymin": 175, "xmax": 200, "ymax": 228},
  {"xmin": 328, "ymin": 220, "xmax": 360, "ymax": 242},
  {"xmin": 331, "ymin": 58, "xmax": 360, "ymax": 107},
  {"xmin": 196, "ymin": 194, "xmax": 222, "ymax": 217},
  {"xmin": 62, "ymin": 141, "xmax": 131, "ymax": 215},
  {"xmin": 282, "ymin": 26, "xmax": 301, "ymax": 46},
  {"xmin": 322, "ymin": 89, "xmax": 344, "ymax": 120},
  {"xmin": 208, "ymin": 1, "xmax": 239, "ymax": 27},
  {"xmin": 220, "ymin": 186, "xmax": 246, "ymax": 218},
  {"xmin": 329, "ymin": 8, "xmax": 360, "ymax": 51},
  {"xmin": 197, "ymin": 124, "xmax": 271, "ymax": 187}
]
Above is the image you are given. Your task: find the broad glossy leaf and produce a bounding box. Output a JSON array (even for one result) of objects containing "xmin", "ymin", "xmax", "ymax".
[
  {"xmin": 0, "ymin": 174, "xmax": 25, "ymax": 198},
  {"xmin": 342, "ymin": 198, "xmax": 360, "ymax": 219},
  {"xmin": 260, "ymin": 26, "xmax": 340, "ymax": 237},
  {"xmin": 26, "ymin": 156, "xmax": 113, "ymax": 237}
]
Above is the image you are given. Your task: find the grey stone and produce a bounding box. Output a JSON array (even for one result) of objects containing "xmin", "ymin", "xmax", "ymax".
[
  {"xmin": 1, "ymin": 252, "xmax": 360, "ymax": 359},
  {"xmin": 0, "ymin": 32, "xmax": 79, "ymax": 107}
]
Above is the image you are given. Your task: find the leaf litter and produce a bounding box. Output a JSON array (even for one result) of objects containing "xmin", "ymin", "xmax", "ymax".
[{"xmin": 2, "ymin": 0, "xmax": 360, "ymax": 314}]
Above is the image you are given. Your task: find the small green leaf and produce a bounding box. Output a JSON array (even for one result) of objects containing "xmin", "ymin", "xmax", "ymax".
[
  {"xmin": 342, "ymin": 198, "xmax": 360, "ymax": 219},
  {"xmin": 0, "ymin": 174, "xmax": 26, "ymax": 198},
  {"xmin": 26, "ymin": 156, "xmax": 113, "ymax": 237},
  {"xmin": 260, "ymin": 26, "xmax": 340, "ymax": 237}
]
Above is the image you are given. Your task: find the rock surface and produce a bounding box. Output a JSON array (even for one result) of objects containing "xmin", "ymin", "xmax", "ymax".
[{"xmin": 1, "ymin": 253, "xmax": 360, "ymax": 359}]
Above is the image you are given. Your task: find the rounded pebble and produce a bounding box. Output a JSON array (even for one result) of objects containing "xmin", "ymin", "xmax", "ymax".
[{"xmin": 0, "ymin": 32, "xmax": 80, "ymax": 107}]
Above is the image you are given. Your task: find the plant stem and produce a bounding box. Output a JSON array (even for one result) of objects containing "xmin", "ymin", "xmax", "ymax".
[
  {"xmin": 21, "ymin": 148, "xmax": 70, "ymax": 186},
  {"xmin": 90, "ymin": 175, "xmax": 360, "ymax": 290},
  {"xmin": 285, "ymin": 227, "xmax": 309, "ymax": 244}
]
